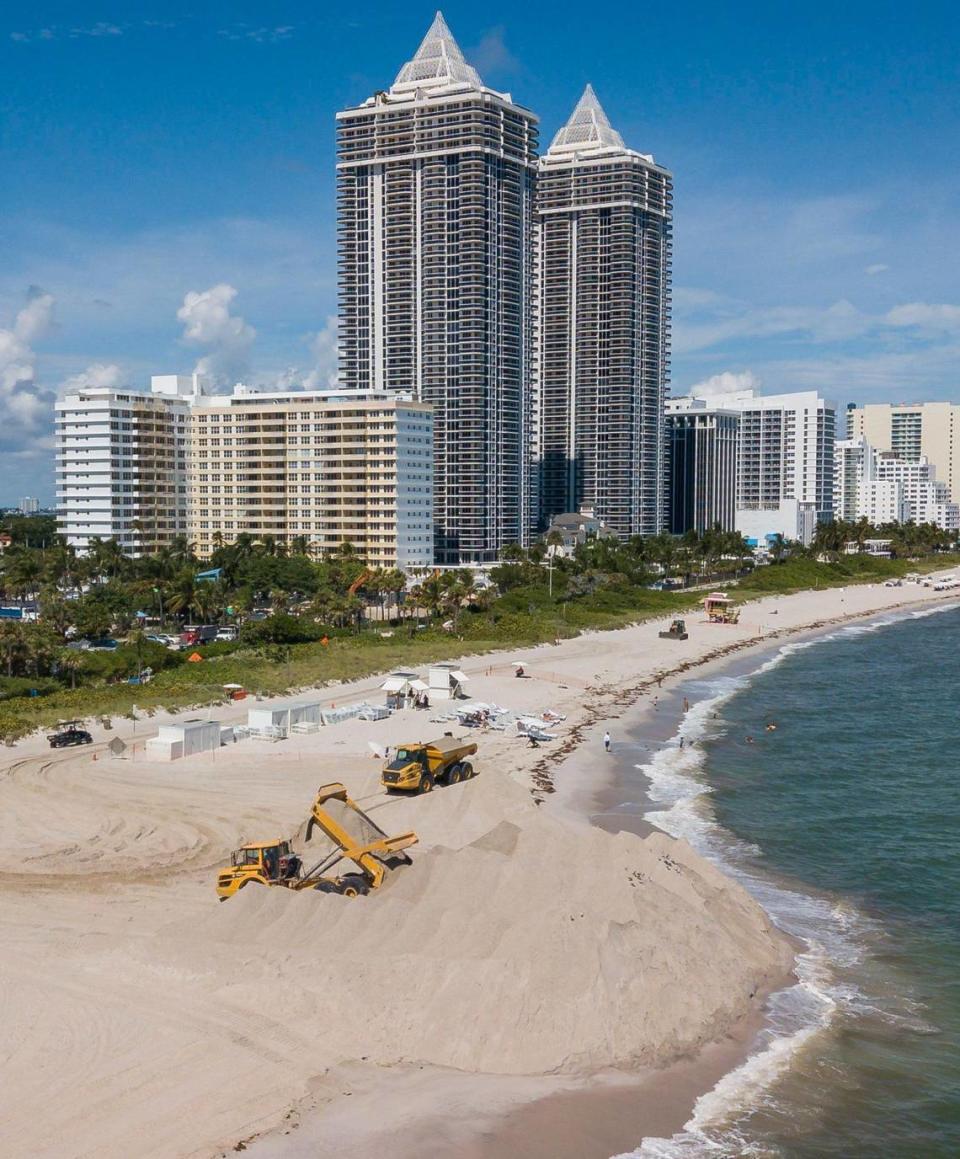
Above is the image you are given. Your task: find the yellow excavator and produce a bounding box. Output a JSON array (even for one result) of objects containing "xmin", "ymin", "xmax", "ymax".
[{"xmin": 216, "ymin": 783, "xmax": 418, "ymax": 900}]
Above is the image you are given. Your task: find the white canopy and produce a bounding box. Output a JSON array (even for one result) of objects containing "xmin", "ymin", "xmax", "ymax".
[
  {"xmin": 409, "ymin": 679, "xmax": 429, "ymax": 692},
  {"xmin": 382, "ymin": 677, "xmax": 408, "ymax": 692},
  {"xmin": 451, "ymin": 670, "xmax": 469, "ymax": 683}
]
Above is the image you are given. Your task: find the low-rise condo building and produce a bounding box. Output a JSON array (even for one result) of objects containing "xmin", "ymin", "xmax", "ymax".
[{"xmin": 56, "ymin": 377, "xmax": 435, "ymax": 567}]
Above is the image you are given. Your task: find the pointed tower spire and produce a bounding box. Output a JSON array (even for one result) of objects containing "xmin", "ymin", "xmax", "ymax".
[
  {"xmin": 548, "ymin": 84, "xmax": 626, "ymax": 155},
  {"xmin": 392, "ymin": 12, "xmax": 483, "ymax": 92}
]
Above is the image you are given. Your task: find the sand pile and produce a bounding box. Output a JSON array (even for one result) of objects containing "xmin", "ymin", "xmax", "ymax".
[{"xmin": 158, "ymin": 771, "xmax": 790, "ymax": 1077}]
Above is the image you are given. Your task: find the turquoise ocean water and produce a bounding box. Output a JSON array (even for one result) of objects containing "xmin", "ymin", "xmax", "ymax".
[{"xmin": 623, "ymin": 602, "xmax": 960, "ymax": 1159}]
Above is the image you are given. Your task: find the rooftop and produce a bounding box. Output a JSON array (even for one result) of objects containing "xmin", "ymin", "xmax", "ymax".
[{"xmin": 392, "ymin": 11, "xmax": 482, "ymax": 94}]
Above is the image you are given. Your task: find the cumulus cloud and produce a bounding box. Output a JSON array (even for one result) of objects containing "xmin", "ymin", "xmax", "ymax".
[
  {"xmin": 687, "ymin": 370, "xmax": 762, "ymax": 399},
  {"xmin": 59, "ymin": 362, "xmax": 123, "ymax": 392},
  {"xmin": 303, "ymin": 316, "xmax": 340, "ymax": 389},
  {"xmin": 0, "ymin": 288, "xmax": 57, "ymax": 446},
  {"xmin": 177, "ymin": 283, "xmax": 255, "ymax": 385}
]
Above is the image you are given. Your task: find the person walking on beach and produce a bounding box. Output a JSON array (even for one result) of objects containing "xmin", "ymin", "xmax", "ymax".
[{"xmin": 603, "ymin": 730, "xmax": 611, "ymax": 753}]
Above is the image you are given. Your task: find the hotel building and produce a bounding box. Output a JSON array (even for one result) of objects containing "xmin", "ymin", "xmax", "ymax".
[
  {"xmin": 336, "ymin": 13, "xmax": 538, "ymax": 563},
  {"xmin": 669, "ymin": 388, "xmax": 836, "ymax": 545},
  {"xmin": 56, "ymin": 378, "xmax": 435, "ymax": 568},
  {"xmin": 847, "ymin": 402, "xmax": 960, "ymax": 503},
  {"xmin": 834, "ymin": 436, "xmax": 959, "ymax": 530},
  {"xmin": 664, "ymin": 401, "xmax": 739, "ymax": 533},
  {"xmin": 536, "ymin": 86, "xmax": 672, "ymax": 537}
]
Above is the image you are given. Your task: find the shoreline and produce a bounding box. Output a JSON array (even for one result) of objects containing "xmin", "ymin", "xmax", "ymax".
[
  {"xmin": 241, "ymin": 586, "xmax": 960, "ymax": 1159},
  {"xmin": 1, "ymin": 579, "xmax": 958, "ymax": 1159}
]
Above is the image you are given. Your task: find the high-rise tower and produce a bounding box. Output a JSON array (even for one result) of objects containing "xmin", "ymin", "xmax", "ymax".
[
  {"xmin": 535, "ymin": 86, "xmax": 672, "ymax": 537},
  {"xmin": 336, "ymin": 13, "xmax": 539, "ymax": 563}
]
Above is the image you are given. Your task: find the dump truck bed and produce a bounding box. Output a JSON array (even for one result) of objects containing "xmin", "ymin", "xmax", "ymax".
[{"xmin": 423, "ymin": 738, "xmax": 478, "ymax": 761}]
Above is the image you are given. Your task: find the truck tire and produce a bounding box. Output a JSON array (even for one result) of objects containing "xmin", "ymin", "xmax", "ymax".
[
  {"xmin": 338, "ymin": 875, "xmax": 370, "ymax": 898},
  {"xmin": 461, "ymin": 762, "xmax": 475, "ymax": 779},
  {"xmin": 420, "ymin": 773, "xmax": 435, "ymax": 794},
  {"xmin": 448, "ymin": 764, "xmax": 462, "ymax": 784}
]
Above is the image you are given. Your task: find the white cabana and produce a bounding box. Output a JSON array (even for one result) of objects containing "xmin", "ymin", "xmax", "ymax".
[
  {"xmin": 144, "ymin": 718, "xmax": 222, "ymax": 762},
  {"xmin": 429, "ymin": 663, "xmax": 469, "ymax": 701}
]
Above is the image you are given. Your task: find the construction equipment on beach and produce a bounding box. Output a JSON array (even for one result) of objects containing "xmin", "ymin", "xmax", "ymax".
[
  {"xmin": 215, "ymin": 783, "xmax": 418, "ymax": 900},
  {"xmin": 658, "ymin": 619, "xmax": 688, "ymax": 641},
  {"xmin": 380, "ymin": 737, "xmax": 478, "ymax": 794},
  {"xmin": 703, "ymin": 592, "xmax": 741, "ymax": 625}
]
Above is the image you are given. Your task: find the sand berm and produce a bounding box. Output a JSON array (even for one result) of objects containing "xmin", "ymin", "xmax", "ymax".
[{"xmin": 0, "ymin": 578, "xmax": 951, "ymax": 1158}]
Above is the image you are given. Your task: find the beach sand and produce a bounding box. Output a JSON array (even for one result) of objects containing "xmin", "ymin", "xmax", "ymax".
[{"xmin": 0, "ymin": 577, "xmax": 953, "ymax": 1159}]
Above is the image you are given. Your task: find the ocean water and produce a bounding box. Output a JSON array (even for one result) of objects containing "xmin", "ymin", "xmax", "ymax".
[{"xmin": 622, "ymin": 602, "xmax": 960, "ymax": 1159}]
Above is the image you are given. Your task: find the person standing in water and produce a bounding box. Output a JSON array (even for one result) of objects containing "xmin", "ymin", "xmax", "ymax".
[{"xmin": 603, "ymin": 731, "xmax": 611, "ymax": 753}]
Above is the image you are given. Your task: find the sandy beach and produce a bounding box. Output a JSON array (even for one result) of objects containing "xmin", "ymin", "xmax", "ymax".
[{"xmin": 0, "ymin": 576, "xmax": 955, "ymax": 1159}]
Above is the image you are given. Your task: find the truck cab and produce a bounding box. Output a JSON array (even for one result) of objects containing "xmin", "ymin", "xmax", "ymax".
[{"xmin": 216, "ymin": 839, "xmax": 300, "ymax": 899}]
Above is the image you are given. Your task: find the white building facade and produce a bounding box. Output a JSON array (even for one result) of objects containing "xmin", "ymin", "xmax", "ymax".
[
  {"xmin": 848, "ymin": 402, "xmax": 960, "ymax": 504},
  {"xmin": 56, "ymin": 378, "xmax": 435, "ymax": 567},
  {"xmin": 833, "ymin": 437, "xmax": 959, "ymax": 530}
]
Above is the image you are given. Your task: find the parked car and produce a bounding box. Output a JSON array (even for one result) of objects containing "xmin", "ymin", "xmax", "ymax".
[
  {"xmin": 48, "ymin": 727, "xmax": 94, "ymax": 749},
  {"xmin": 86, "ymin": 638, "xmax": 118, "ymax": 651},
  {"xmin": 215, "ymin": 627, "xmax": 238, "ymax": 641}
]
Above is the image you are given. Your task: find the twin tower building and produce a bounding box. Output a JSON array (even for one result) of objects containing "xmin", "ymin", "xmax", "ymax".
[{"xmin": 337, "ymin": 13, "xmax": 673, "ymax": 564}]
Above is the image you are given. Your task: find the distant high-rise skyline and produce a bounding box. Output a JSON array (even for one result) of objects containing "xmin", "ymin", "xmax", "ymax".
[
  {"xmin": 336, "ymin": 13, "xmax": 538, "ymax": 564},
  {"xmin": 536, "ymin": 86, "xmax": 673, "ymax": 537}
]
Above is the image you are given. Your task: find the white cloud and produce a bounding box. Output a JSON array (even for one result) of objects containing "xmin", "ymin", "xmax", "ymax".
[
  {"xmin": 177, "ymin": 283, "xmax": 255, "ymax": 385},
  {"xmin": 59, "ymin": 362, "xmax": 123, "ymax": 392},
  {"xmin": 303, "ymin": 316, "xmax": 340, "ymax": 389},
  {"xmin": 865, "ymin": 263, "xmax": 889, "ymax": 276},
  {"xmin": 0, "ymin": 287, "xmax": 54, "ymax": 393},
  {"xmin": 884, "ymin": 302, "xmax": 960, "ymax": 333},
  {"xmin": 687, "ymin": 370, "xmax": 762, "ymax": 398},
  {"xmin": 468, "ymin": 27, "xmax": 520, "ymax": 77}
]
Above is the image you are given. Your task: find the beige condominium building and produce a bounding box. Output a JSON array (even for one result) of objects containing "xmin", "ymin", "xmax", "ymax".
[
  {"xmin": 57, "ymin": 377, "xmax": 435, "ymax": 568},
  {"xmin": 848, "ymin": 402, "xmax": 960, "ymax": 503}
]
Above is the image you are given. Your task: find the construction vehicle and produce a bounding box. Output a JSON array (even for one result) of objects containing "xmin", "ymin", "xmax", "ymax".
[
  {"xmin": 216, "ymin": 783, "xmax": 418, "ymax": 900},
  {"xmin": 703, "ymin": 592, "xmax": 741, "ymax": 625},
  {"xmin": 381, "ymin": 737, "xmax": 478, "ymax": 793},
  {"xmin": 658, "ymin": 618, "xmax": 688, "ymax": 640}
]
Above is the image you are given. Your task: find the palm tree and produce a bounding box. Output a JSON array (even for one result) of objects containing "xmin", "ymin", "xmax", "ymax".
[
  {"xmin": 57, "ymin": 647, "xmax": 86, "ymax": 690},
  {"xmin": 0, "ymin": 621, "xmax": 26, "ymax": 677}
]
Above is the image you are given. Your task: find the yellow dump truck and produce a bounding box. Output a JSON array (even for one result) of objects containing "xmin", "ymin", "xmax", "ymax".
[
  {"xmin": 216, "ymin": 783, "xmax": 418, "ymax": 899},
  {"xmin": 380, "ymin": 738, "xmax": 478, "ymax": 793}
]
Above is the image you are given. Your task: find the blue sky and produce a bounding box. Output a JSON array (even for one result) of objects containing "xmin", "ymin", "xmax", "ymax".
[{"xmin": 2, "ymin": 1, "xmax": 959, "ymax": 502}]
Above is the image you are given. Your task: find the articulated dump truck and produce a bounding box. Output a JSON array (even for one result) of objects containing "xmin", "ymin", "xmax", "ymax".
[
  {"xmin": 216, "ymin": 783, "xmax": 418, "ymax": 900},
  {"xmin": 380, "ymin": 737, "xmax": 478, "ymax": 794}
]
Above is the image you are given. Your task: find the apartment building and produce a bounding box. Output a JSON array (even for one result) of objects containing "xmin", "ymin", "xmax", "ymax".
[
  {"xmin": 664, "ymin": 401, "xmax": 739, "ymax": 533},
  {"xmin": 847, "ymin": 402, "xmax": 960, "ymax": 503},
  {"xmin": 56, "ymin": 378, "xmax": 435, "ymax": 567},
  {"xmin": 336, "ymin": 13, "xmax": 538, "ymax": 563},
  {"xmin": 834, "ymin": 437, "xmax": 908, "ymax": 525},
  {"xmin": 835, "ymin": 436, "xmax": 959, "ymax": 530},
  {"xmin": 536, "ymin": 86, "xmax": 672, "ymax": 537},
  {"xmin": 55, "ymin": 376, "xmax": 193, "ymax": 554}
]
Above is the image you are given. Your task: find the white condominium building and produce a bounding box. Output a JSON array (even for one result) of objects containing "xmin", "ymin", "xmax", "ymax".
[
  {"xmin": 56, "ymin": 378, "xmax": 435, "ymax": 568},
  {"xmin": 55, "ymin": 376, "xmax": 193, "ymax": 555},
  {"xmin": 536, "ymin": 86, "xmax": 672, "ymax": 537},
  {"xmin": 336, "ymin": 13, "xmax": 538, "ymax": 563},
  {"xmin": 669, "ymin": 388, "xmax": 836, "ymax": 543},
  {"xmin": 848, "ymin": 402, "xmax": 960, "ymax": 503},
  {"xmin": 834, "ymin": 437, "xmax": 959, "ymax": 530}
]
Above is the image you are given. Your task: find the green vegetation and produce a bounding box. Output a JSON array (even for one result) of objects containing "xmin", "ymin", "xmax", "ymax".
[{"xmin": 0, "ymin": 517, "xmax": 956, "ymax": 740}]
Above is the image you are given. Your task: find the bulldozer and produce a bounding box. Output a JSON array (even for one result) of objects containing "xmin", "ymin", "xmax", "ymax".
[
  {"xmin": 380, "ymin": 737, "xmax": 478, "ymax": 793},
  {"xmin": 216, "ymin": 783, "xmax": 418, "ymax": 900},
  {"xmin": 658, "ymin": 618, "xmax": 688, "ymax": 640}
]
